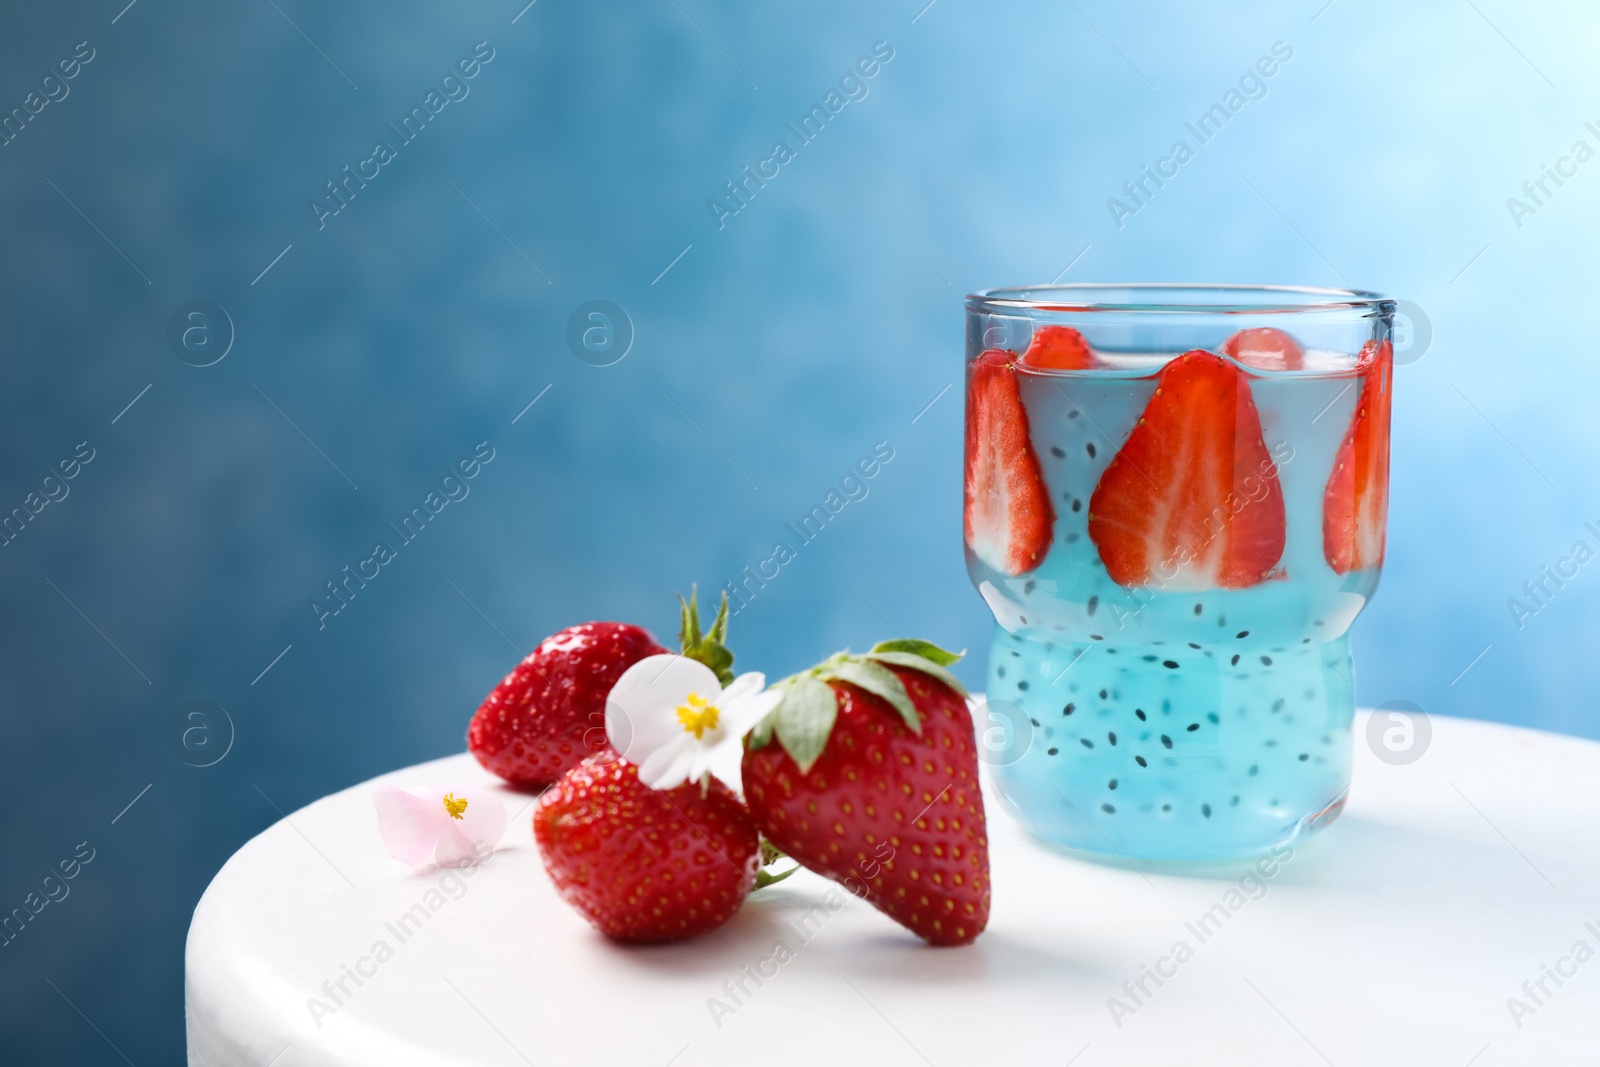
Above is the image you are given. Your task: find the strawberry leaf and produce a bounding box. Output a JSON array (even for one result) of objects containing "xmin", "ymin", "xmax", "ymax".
[
  {"xmin": 772, "ymin": 675, "xmax": 837, "ymax": 773},
  {"xmin": 868, "ymin": 639, "xmax": 964, "ymax": 667},
  {"xmin": 825, "ymin": 659, "xmax": 922, "ymax": 735},
  {"xmin": 678, "ymin": 586, "xmax": 735, "ymax": 686},
  {"xmin": 865, "ymin": 650, "xmax": 969, "ymax": 698}
]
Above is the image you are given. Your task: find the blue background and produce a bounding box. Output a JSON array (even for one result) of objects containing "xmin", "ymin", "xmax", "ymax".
[{"xmin": 2, "ymin": 0, "xmax": 1594, "ymax": 1060}]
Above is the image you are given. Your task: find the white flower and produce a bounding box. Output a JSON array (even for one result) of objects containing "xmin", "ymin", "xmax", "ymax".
[{"xmin": 605, "ymin": 654, "xmax": 780, "ymax": 790}]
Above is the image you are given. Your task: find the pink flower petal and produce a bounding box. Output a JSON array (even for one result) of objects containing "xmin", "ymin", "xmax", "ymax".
[
  {"xmin": 435, "ymin": 788, "xmax": 507, "ymax": 867},
  {"xmin": 434, "ymin": 821, "xmax": 481, "ymax": 868},
  {"xmin": 372, "ymin": 785, "xmax": 448, "ymax": 866}
]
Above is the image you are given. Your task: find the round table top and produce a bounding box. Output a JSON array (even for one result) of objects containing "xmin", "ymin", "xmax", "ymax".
[{"xmin": 186, "ymin": 710, "xmax": 1600, "ymax": 1066}]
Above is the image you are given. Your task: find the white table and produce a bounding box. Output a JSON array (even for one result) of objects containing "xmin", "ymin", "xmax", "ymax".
[{"xmin": 186, "ymin": 711, "xmax": 1600, "ymax": 1066}]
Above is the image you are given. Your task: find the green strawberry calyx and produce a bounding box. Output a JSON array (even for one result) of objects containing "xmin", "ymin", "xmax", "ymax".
[
  {"xmin": 677, "ymin": 586, "xmax": 735, "ymax": 686},
  {"xmin": 747, "ymin": 639, "xmax": 966, "ymax": 774}
]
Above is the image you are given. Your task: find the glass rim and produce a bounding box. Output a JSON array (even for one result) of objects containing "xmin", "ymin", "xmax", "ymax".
[{"xmin": 966, "ymin": 283, "xmax": 1395, "ymax": 316}]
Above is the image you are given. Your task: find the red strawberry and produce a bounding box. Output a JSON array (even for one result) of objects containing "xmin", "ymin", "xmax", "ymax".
[
  {"xmin": 1323, "ymin": 340, "xmax": 1393, "ymax": 573},
  {"xmin": 741, "ymin": 642, "xmax": 989, "ymax": 946},
  {"xmin": 534, "ymin": 755, "xmax": 760, "ymax": 942},
  {"xmin": 469, "ymin": 622, "xmax": 667, "ymax": 788},
  {"xmin": 1088, "ymin": 350, "xmax": 1286, "ymax": 589},
  {"xmin": 1221, "ymin": 327, "xmax": 1305, "ymax": 372},
  {"xmin": 964, "ymin": 350, "xmax": 1055, "ymax": 575},
  {"xmin": 1021, "ymin": 325, "xmax": 1096, "ymax": 370}
]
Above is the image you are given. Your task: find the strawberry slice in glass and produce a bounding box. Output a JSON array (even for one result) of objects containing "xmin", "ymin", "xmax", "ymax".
[
  {"xmin": 1323, "ymin": 340, "xmax": 1393, "ymax": 573},
  {"xmin": 1088, "ymin": 350, "xmax": 1286, "ymax": 590},
  {"xmin": 1222, "ymin": 326, "xmax": 1305, "ymax": 372},
  {"xmin": 963, "ymin": 350, "xmax": 1055, "ymax": 576}
]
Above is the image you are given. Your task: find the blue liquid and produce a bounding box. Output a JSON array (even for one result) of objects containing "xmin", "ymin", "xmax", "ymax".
[
  {"xmin": 986, "ymin": 629, "xmax": 1354, "ymax": 860},
  {"xmin": 971, "ymin": 359, "xmax": 1379, "ymax": 860}
]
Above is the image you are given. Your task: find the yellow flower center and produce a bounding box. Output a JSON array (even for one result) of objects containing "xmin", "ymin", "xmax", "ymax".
[
  {"xmin": 675, "ymin": 692, "xmax": 720, "ymax": 739},
  {"xmin": 442, "ymin": 793, "xmax": 468, "ymax": 820}
]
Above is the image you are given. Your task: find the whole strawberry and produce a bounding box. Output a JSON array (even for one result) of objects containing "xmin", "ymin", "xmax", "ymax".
[
  {"xmin": 468, "ymin": 622, "xmax": 667, "ymax": 788},
  {"xmin": 742, "ymin": 641, "xmax": 990, "ymax": 946},
  {"xmin": 534, "ymin": 754, "xmax": 760, "ymax": 942}
]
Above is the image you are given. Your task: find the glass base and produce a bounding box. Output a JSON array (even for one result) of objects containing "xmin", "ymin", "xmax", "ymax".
[{"xmin": 983, "ymin": 625, "xmax": 1355, "ymax": 862}]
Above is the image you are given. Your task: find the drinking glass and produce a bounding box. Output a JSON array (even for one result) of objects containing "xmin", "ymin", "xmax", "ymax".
[{"xmin": 964, "ymin": 284, "xmax": 1394, "ymax": 861}]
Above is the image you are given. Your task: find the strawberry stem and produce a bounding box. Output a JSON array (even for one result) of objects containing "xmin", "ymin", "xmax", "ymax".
[{"xmin": 752, "ymin": 838, "xmax": 799, "ymax": 889}]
